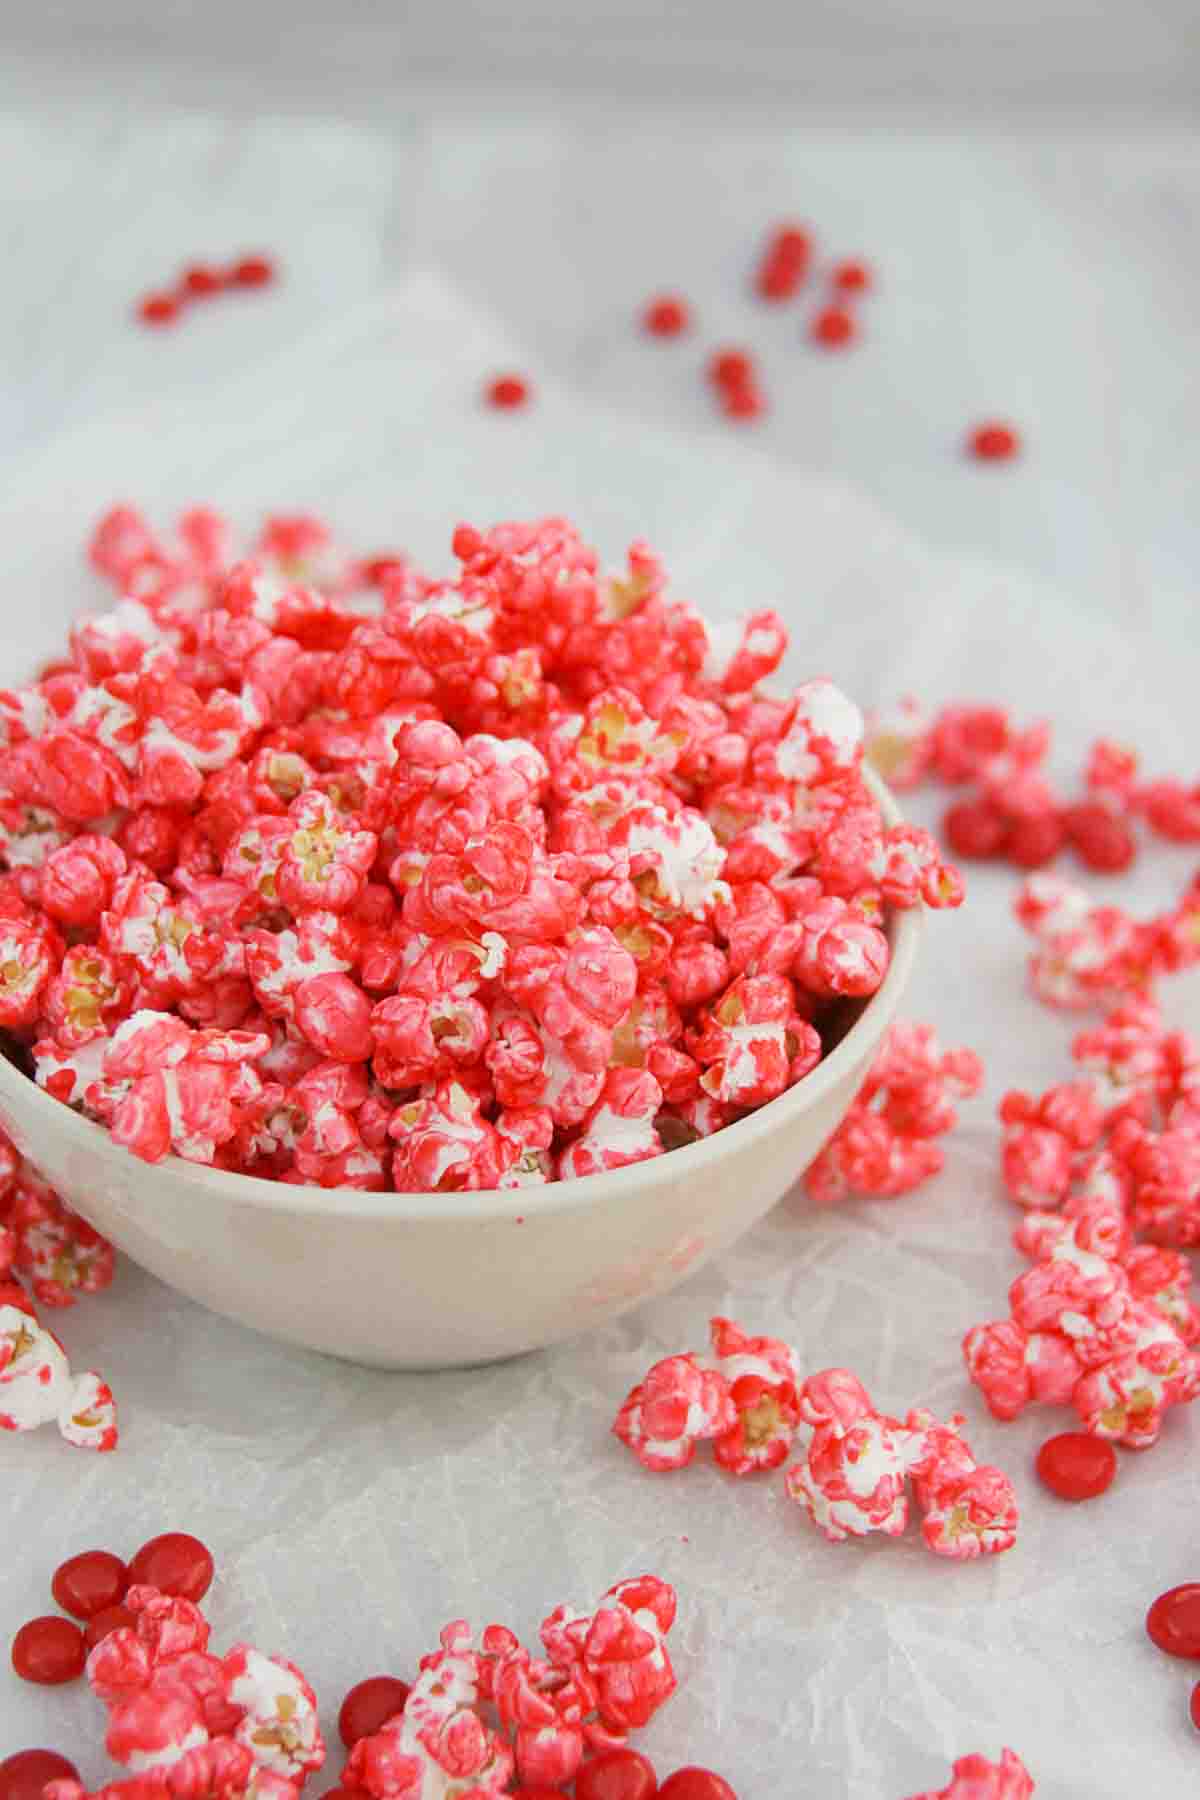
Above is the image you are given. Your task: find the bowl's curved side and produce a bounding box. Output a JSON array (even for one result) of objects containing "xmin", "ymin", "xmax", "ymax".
[
  {"xmin": 0, "ymin": 767, "xmax": 921, "ymax": 1365},
  {"xmin": 0, "ymin": 984, "xmax": 896, "ymax": 1367}
]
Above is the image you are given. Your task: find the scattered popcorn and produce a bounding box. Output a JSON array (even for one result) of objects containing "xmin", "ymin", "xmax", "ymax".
[
  {"xmin": 902, "ymin": 1747, "xmax": 1034, "ymax": 1799},
  {"xmin": 805, "ymin": 1021, "xmax": 983, "ymax": 1203},
  {"xmin": 613, "ymin": 1322, "xmax": 1017, "ymax": 1560}
]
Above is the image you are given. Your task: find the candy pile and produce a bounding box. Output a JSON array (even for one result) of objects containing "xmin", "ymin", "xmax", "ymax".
[
  {"xmin": 0, "ymin": 1121, "xmax": 118, "ymax": 1451},
  {"xmin": 0, "ymin": 506, "xmax": 962, "ymax": 1187},
  {"xmin": 865, "ymin": 700, "xmax": 1200, "ymax": 876},
  {"xmin": 803, "ymin": 1020, "xmax": 983, "ymax": 1203},
  {"xmin": 964, "ymin": 999, "xmax": 1200, "ymax": 1450},
  {"xmin": 614, "ymin": 1317, "xmax": 1018, "ymax": 1560},
  {"xmin": 11, "ymin": 1537, "xmax": 214, "ymax": 1689},
  {"xmin": 136, "ymin": 257, "xmax": 278, "ymax": 330},
  {"xmin": 904, "ymin": 1749, "xmax": 1034, "ymax": 1800}
]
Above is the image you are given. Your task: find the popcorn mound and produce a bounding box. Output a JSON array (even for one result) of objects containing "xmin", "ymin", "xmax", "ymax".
[{"xmin": 0, "ymin": 508, "xmax": 962, "ymax": 1190}]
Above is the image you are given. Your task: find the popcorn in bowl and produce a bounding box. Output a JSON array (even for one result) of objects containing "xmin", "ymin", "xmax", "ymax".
[{"xmin": 0, "ymin": 507, "xmax": 961, "ymax": 1193}]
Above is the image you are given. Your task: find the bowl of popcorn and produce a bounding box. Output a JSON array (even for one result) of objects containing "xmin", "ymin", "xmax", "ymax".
[{"xmin": 0, "ymin": 510, "xmax": 954, "ymax": 1368}]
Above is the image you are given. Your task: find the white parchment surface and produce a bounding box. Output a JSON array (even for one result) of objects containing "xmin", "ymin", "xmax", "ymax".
[{"xmin": 2, "ymin": 275, "xmax": 1198, "ymax": 1799}]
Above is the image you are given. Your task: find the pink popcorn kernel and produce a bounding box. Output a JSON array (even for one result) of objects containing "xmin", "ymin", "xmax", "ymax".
[
  {"xmin": 805, "ymin": 1021, "xmax": 982, "ymax": 1204},
  {"xmin": 902, "ymin": 1748, "xmax": 1034, "ymax": 1800}
]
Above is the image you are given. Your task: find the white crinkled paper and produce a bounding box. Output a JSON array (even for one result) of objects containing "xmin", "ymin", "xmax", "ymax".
[{"xmin": 2, "ymin": 273, "xmax": 1199, "ymax": 1798}]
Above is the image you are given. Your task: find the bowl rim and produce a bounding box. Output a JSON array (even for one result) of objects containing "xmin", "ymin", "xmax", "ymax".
[{"xmin": 0, "ymin": 768, "xmax": 920, "ymax": 1223}]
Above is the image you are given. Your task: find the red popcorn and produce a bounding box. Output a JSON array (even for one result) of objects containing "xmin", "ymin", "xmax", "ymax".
[
  {"xmin": 707, "ymin": 1314, "xmax": 800, "ymax": 1475},
  {"xmin": 0, "ymin": 1295, "xmax": 118, "ymax": 1450},
  {"xmin": 805, "ymin": 1021, "xmax": 982, "ymax": 1203},
  {"xmin": 786, "ymin": 1380, "xmax": 909, "ymax": 1543},
  {"xmin": 903, "ymin": 1748, "xmax": 1033, "ymax": 1799},
  {"xmin": 2, "ymin": 508, "xmax": 964, "ymax": 1195},
  {"xmin": 614, "ymin": 1352, "xmax": 736, "ymax": 1472}
]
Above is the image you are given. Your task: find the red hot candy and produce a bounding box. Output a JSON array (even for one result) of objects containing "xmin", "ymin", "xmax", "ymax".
[
  {"xmin": 0, "ymin": 1752, "xmax": 80, "ymax": 1800},
  {"xmin": 52, "ymin": 1550, "xmax": 129, "ymax": 1619},
  {"xmin": 658, "ymin": 1774, "xmax": 738, "ymax": 1800},
  {"xmin": 575, "ymin": 1749, "xmax": 658, "ymax": 1800},
  {"xmin": 126, "ymin": 1534, "xmax": 215, "ymax": 1604},
  {"xmin": 1145, "ymin": 1584, "xmax": 1200, "ymax": 1658},
  {"xmin": 337, "ymin": 1676, "xmax": 412, "ymax": 1749},
  {"xmin": 11, "ymin": 1616, "xmax": 87, "ymax": 1684},
  {"xmin": 902, "ymin": 1749, "xmax": 1034, "ymax": 1799},
  {"xmin": 1035, "ymin": 1431, "xmax": 1117, "ymax": 1501}
]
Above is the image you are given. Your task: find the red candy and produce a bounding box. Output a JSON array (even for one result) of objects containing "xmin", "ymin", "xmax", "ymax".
[
  {"xmin": 830, "ymin": 259, "xmax": 872, "ymax": 293},
  {"xmin": 0, "ymin": 1750, "xmax": 80, "ymax": 1800},
  {"xmin": 1191, "ymin": 1681, "xmax": 1200, "ymax": 1732},
  {"xmin": 811, "ymin": 306, "xmax": 856, "ymax": 349},
  {"xmin": 575, "ymin": 1749, "xmax": 659, "ymax": 1800},
  {"xmin": 51, "ymin": 1549, "xmax": 129, "ymax": 1619},
  {"xmin": 707, "ymin": 349, "xmax": 752, "ymax": 386},
  {"xmin": 485, "ymin": 374, "xmax": 530, "ymax": 410},
  {"xmin": 84, "ymin": 1603, "xmax": 137, "ymax": 1651},
  {"xmin": 642, "ymin": 295, "xmax": 690, "ymax": 337},
  {"xmin": 11, "ymin": 1615, "xmax": 86, "ymax": 1685},
  {"xmin": 126, "ymin": 1532, "xmax": 214, "ymax": 1603},
  {"xmin": 1146, "ymin": 1584, "xmax": 1200, "ymax": 1659},
  {"xmin": 968, "ymin": 422, "xmax": 1020, "ymax": 462},
  {"xmin": 181, "ymin": 264, "xmax": 224, "ymax": 299},
  {"xmin": 137, "ymin": 294, "xmax": 179, "ymax": 328},
  {"xmin": 755, "ymin": 224, "xmax": 811, "ymax": 301},
  {"xmin": 659, "ymin": 1774, "xmax": 737, "ymax": 1800},
  {"xmin": 230, "ymin": 255, "xmax": 276, "ymax": 288},
  {"xmin": 337, "ymin": 1674, "xmax": 412, "ymax": 1748},
  {"xmin": 1034, "ymin": 1432, "xmax": 1117, "ymax": 1501}
]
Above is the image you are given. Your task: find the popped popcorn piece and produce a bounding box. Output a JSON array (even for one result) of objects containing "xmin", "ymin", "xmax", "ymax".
[{"xmin": 902, "ymin": 1748, "xmax": 1034, "ymax": 1800}]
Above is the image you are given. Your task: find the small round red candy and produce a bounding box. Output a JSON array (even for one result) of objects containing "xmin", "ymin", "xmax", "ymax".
[
  {"xmin": 11, "ymin": 1617, "xmax": 86, "ymax": 1685},
  {"xmin": 575, "ymin": 1749, "xmax": 659, "ymax": 1800},
  {"xmin": 84, "ymin": 1604, "xmax": 138, "ymax": 1651},
  {"xmin": 1006, "ymin": 811, "xmax": 1066, "ymax": 869},
  {"xmin": 943, "ymin": 796, "xmax": 1011, "ymax": 860},
  {"xmin": 831, "ymin": 258, "xmax": 872, "ymax": 293},
  {"xmin": 707, "ymin": 348, "xmax": 753, "ymax": 388},
  {"xmin": 137, "ymin": 293, "xmax": 180, "ymax": 327},
  {"xmin": 51, "ymin": 1549, "xmax": 128, "ymax": 1620},
  {"xmin": 722, "ymin": 383, "xmax": 764, "ymax": 421},
  {"xmin": 1035, "ymin": 1432, "xmax": 1117, "ymax": 1502},
  {"xmin": 810, "ymin": 306, "xmax": 857, "ymax": 349},
  {"xmin": 126, "ymin": 1532, "xmax": 214, "ymax": 1603},
  {"xmin": 1190, "ymin": 1680, "xmax": 1200, "ymax": 1732},
  {"xmin": 1064, "ymin": 801, "xmax": 1137, "ymax": 873},
  {"xmin": 338, "ymin": 1674, "xmax": 413, "ymax": 1748},
  {"xmin": 1147, "ymin": 1585, "xmax": 1200, "ymax": 1659},
  {"xmin": 180, "ymin": 263, "xmax": 224, "ymax": 299},
  {"xmin": 0, "ymin": 1750, "xmax": 80, "ymax": 1800},
  {"xmin": 230, "ymin": 255, "xmax": 277, "ymax": 288},
  {"xmin": 659, "ymin": 1773, "xmax": 738, "ymax": 1800},
  {"xmin": 485, "ymin": 375, "xmax": 531, "ymax": 410},
  {"xmin": 642, "ymin": 295, "xmax": 690, "ymax": 338},
  {"xmin": 968, "ymin": 421, "xmax": 1020, "ymax": 461}
]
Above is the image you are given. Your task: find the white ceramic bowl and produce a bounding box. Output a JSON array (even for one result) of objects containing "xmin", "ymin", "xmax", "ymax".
[{"xmin": 0, "ymin": 773, "xmax": 918, "ymax": 1369}]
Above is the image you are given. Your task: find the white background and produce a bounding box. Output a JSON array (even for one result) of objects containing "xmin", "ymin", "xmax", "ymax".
[{"xmin": 2, "ymin": 12, "xmax": 1199, "ymax": 1797}]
